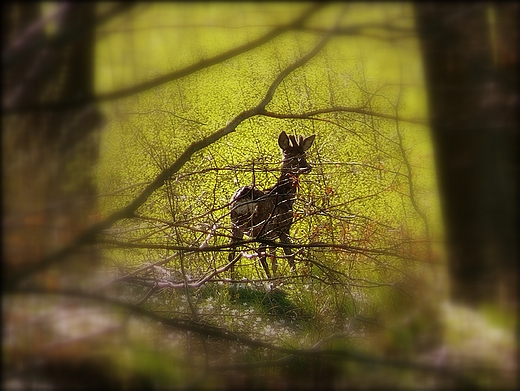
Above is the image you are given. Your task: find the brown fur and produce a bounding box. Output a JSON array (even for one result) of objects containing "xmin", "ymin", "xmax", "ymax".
[{"xmin": 228, "ymin": 131, "xmax": 315, "ymax": 278}]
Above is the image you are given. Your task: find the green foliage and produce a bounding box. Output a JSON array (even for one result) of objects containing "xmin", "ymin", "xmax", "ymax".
[{"xmin": 229, "ymin": 286, "xmax": 307, "ymax": 323}]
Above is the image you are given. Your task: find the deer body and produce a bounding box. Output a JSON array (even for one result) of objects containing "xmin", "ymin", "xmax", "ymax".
[{"xmin": 228, "ymin": 131, "xmax": 315, "ymax": 278}]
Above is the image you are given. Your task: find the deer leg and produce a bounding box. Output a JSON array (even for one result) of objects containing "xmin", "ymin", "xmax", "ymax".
[
  {"xmin": 279, "ymin": 233, "xmax": 296, "ymax": 272},
  {"xmin": 258, "ymin": 243, "xmax": 271, "ymax": 278},
  {"xmin": 269, "ymin": 246, "xmax": 278, "ymax": 277},
  {"xmin": 228, "ymin": 231, "xmax": 243, "ymax": 280}
]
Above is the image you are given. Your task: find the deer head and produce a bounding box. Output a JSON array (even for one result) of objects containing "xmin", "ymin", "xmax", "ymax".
[{"xmin": 278, "ymin": 131, "xmax": 315, "ymax": 176}]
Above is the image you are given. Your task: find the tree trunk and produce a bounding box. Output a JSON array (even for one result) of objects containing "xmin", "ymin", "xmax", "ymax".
[
  {"xmin": 3, "ymin": 3, "xmax": 103, "ymax": 282},
  {"xmin": 414, "ymin": 3, "xmax": 517, "ymax": 307}
]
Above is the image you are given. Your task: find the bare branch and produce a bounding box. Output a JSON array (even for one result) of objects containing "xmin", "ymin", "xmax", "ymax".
[
  {"xmin": 261, "ymin": 107, "xmax": 427, "ymax": 125},
  {"xmin": 96, "ymin": 238, "xmax": 427, "ymax": 264},
  {"xmin": 4, "ymin": 3, "xmax": 326, "ymax": 114},
  {"xmin": 297, "ymin": 23, "xmax": 416, "ymax": 42}
]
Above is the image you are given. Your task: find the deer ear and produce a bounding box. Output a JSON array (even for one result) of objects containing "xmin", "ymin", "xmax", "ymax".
[
  {"xmin": 302, "ymin": 134, "xmax": 316, "ymax": 151},
  {"xmin": 278, "ymin": 131, "xmax": 290, "ymax": 149}
]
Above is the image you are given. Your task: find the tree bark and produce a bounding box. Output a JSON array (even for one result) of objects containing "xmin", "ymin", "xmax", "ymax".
[
  {"xmin": 414, "ymin": 3, "xmax": 517, "ymax": 307},
  {"xmin": 3, "ymin": 3, "xmax": 104, "ymax": 280}
]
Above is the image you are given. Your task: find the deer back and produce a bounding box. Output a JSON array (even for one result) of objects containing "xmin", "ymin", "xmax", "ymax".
[{"xmin": 230, "ymin": 185, "xmax": 294, "ymax": 239}]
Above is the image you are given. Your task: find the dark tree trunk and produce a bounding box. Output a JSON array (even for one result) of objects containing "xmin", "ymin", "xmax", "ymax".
[
  {"xmin": 414, "ymin": 3, "xmax": 517, "ymax": 307},
  {"xmin": 3, "ymin": 3, "xmax": 104, "ymax": 282}
]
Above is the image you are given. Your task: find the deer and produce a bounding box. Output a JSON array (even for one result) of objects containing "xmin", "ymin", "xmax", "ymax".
[{"xmin": 228, "ymin": 131, "xmax": 315, "ymax": 278}]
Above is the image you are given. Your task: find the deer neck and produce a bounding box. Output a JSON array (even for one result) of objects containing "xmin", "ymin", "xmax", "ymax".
[{"xmin": 272, "ymin": 171, "xmax": 300, "ymax": 198}]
